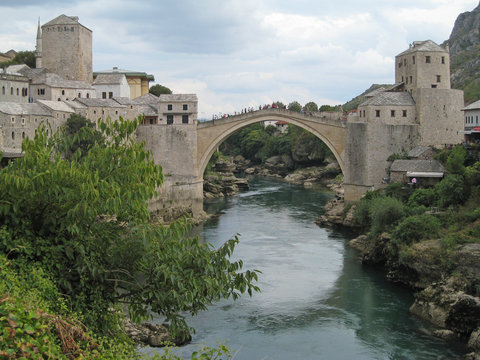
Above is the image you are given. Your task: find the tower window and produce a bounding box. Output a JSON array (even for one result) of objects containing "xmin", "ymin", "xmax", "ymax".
[
  {"xmin": 391, "ymin": 110, "xmax": 395, "ymax": 117},
  {"xmin": 61, "ymin": 90, "xmax": 65, "ymax": 95},
  {"xmin": 168, "ymin": 104, "xmax": 173, "ymax": 111},
  {"xmin": 22, "ymin": 132, "xmax": 25, "ymax": 139},
  {"xmin": 182, "ymin": 115, "xmax": 189, "ymax": 124},
  {"xmin": 402, "ymin": 110, "xmax": 407, "ymax": 117},
  {"xmin": 11, "ymin": 131, "xmax": 14, "ymax": 140},
  {"xmin": 412, "ymin": 56, "xmax": 415, "ymax": 64},
  {"xmin": 410, "ymin": 76, "xmax": 412, "ymax": 84},
  {"xmin": 1, "ymin": 86, "xmax": 4, "ymax": 95},
  {"xmin": 78, "ymin": 93, "xmax": 81, "ymax": 98},
  {"xmin": 375, "ymin": 110, "xmax": 380, "ymax": 117},
  {"xmin": 183, "ymin": 104, "xmax": 188, "ymax": 110},
  {"xmin": 403, "ymin": 58, "xmax": 406, "ymax": 66},
  {"xmin": 426, "ymin": 56, "xmax": 431, "ymax": 63},
  {"xmin": 441, "ymin": 56, "xmax": 445, "ymax": 64},
  {"xmin": 436, "ymin": 75, "xmax": 441, "ymax": 83}
]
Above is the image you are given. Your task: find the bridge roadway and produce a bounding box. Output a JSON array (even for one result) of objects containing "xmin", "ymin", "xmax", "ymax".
[{"xmin": 196, "ymin": 108, "xmax": 347, "ymax": 178}]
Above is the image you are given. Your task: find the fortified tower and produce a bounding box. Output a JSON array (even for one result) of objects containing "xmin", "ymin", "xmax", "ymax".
[{"xmin": 38, "ymin": 15, "xmax": 93, "ymax": 83}]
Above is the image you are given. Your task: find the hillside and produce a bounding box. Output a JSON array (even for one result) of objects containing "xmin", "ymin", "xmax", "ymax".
[
  {"xmin": 445, "ymin": 2, "xmax": 480, "ymax": 104},
  {"xmin": 342, "ymin": 84, "xmax": 392, "ymax": 112}
]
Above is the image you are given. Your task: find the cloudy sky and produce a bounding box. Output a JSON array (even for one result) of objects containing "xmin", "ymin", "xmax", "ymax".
[{"xmin": 0, "ymin": 0, "xmax": 477, "ymax": 118}]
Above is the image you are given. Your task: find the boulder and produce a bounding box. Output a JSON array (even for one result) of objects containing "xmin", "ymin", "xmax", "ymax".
[{"xmin": 468, "ymin": 328, "xmax": 480, "ymax": 351}]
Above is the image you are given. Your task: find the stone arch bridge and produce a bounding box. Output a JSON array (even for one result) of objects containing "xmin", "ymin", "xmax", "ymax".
[{"xmin": 136, "ymin": 108, "xmax": 375, "ymax": 216}]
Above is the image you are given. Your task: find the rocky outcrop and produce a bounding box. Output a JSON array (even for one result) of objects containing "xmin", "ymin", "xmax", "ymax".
[
  {"xmin": 124, "ymin": 319, "xmax": 191, "ymax": 347},
  {"xmin": 204, "ymin": 158, "xmax": 249, "ymax": 199}
]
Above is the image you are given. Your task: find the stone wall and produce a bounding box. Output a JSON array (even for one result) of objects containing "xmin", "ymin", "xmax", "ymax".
[{"xmin": 414, "ymin": 88, "xmax": 464, "ymax": 146}]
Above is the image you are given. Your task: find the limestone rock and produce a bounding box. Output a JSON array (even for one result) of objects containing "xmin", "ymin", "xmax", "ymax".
[{"xmin": 468, "ymin": 328, "xmax": 480, "ymax": 351}]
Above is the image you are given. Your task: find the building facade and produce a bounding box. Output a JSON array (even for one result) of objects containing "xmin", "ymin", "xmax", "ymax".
[{"xmin": 158, "ymin": 94, "xmax": 198, "ymax": 125}]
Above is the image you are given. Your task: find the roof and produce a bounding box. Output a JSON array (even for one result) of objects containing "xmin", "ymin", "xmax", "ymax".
[
  {"xmin": 397, "ymin": 40, "xmax": 447, "ymax": 56},
  {"xmin": 132, "ymin": 93, "xmax": 159, "ymax": 105},
  {"xmin": 364, "ymin": 87, "xmax": 387, "ymax": 98},
  {"xmin": 64, "ymin": 100, "xmax": 87, "ymax": 110},
  {"xmin": 360, "ymin": 91, "xmax": 416, "ymax": 106},
  {"xmin": 462, "ymin": 99, "xmax": 480, "ymax": 111},
  {"xmin": 42, "ymin": 15, "xmax": 91, "ymax": 32},
  {"xmin": 75, "ymin": 98, "xmax": 126, "ymax": 108},
  {"xmin": 5, "ymin": 64, "xmax": 29, "ymax": 74},
  {"xmin": 407, "ymin": 146, "xmax": 433, "ymax": 158},
  {"xmin": 37, "ymin": 100, "xmax": 75, "ymax": 113},
  {"xmin": 275, "ymin": 120, "xmax": 289, "ymax": 125},
  {"xmin": 32, "ymin": 72, "xmax": 93, "ymax": 89},
  {"xmin": 92, "ymin": 73, "xmax": 127, "ymax": 85},
  {"xmin": 159, "ymin": 94, "xmax": 198, "ymax": 102},
  {"xmin": 137, "ymin": 104, "xmax": 157, "ymax": 117},
  {"xmin": 390, "ymin": 159, "xmax": 445, "ymax": 173},
  {"xmin": 94, "ymin": 67, "xmax": 154, "ymax": 81},
  {"xmin": 17, "ymin": 67, "xmax": 48, "ymax": 80},
  {"xmin": 0, "ymin": 102, "xmax": 52, "ymax": 116}
]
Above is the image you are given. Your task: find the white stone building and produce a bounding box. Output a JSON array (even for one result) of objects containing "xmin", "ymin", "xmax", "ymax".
[
  {"xmin": 462, "ymin": 99, "xmax": 480, "ymax": 131},
  {"xmin": 92, "ymin": 73, "xmax": 130, "ymax": 99},
  {"xmin": 30, "ymin": 72, "xmax": 95, "ymax": 102}
]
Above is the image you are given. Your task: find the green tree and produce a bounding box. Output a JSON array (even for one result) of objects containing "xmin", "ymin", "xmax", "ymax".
[
  {"xmin": 287, "ymin": 101, "xmax": 302, "ymax": 112},
  {"xmin": 149, "ymin": 84, "xmax": 172, "ymax": 96},
  {"xmin": 435, "ymin": 174, "xmax": 468, "ymax": 207},
  {"xmin": 0, "ymin": 50, "xmax": 36, "ymax": 68},
  {"xmin": 0, "ymin": 117, "xmax": 259, "ymax": 339},
  {"xmin": 446, "ymin": 145, "xmax": 466, "ymax": 175},
  {"xmin": 304, "ymin": 101, "xmax": 318, "ymax": 113},
  {"xmin": 62, "ymin": 113, "xmax": 103, "ymax": 159},
  {"xmin": 319, "ymin": 104, "xmax": 338, "ymax": 112}
]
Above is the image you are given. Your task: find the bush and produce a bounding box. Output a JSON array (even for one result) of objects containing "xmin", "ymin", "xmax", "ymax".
[
  {"xmin": 407, "ymin": 188, "xmax": 438, "ymax": 207},
  {"xmin": 384, "ymin": 182, "xmax": 413, "ymax": 203},
  {"xmin": 354, "ymin": 198, "xmax": 372, "ymax": 228},
  {"xmin": 435, "ymin": 174, "xmax": 468, "ymax": 208},
  {"xmin": 369, "ymin": 196, "xmax": 406, "ymax": 235},
  {"xmin": 391, "ymin": 214, "xmax": 441, "ymax": 246}
]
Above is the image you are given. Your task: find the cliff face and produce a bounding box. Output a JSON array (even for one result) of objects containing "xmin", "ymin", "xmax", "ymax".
[{"xmin": 446, "ymin": 3, "xmax": 480, "ymax": 103}]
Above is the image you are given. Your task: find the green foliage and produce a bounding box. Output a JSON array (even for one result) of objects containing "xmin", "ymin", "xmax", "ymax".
[
  {"xmin": 61, "ymin": 113, "xmax": 103, "ymax": 160},
  {"xmin": 157, "ymin": 342, "xmax": 232, "ymax": 360},
  {"xmin": 408, "ymin": 188, "xmax": 438, "ymax": 207},
  {"xmin": 446, "ymin": 145, "xmax": 466, "ymax": 175},
  {"xmin": 369, "ymin": 196, "xmax": 406, "ymax": 235},
  {"xmin": 150, "ymin": 84, "xmax": 173, "ymax": 96},
  {"xmin": 319, "ymin": 104, "xmax": 339, "ymax": 112},
  {"xmin": 0, "ymin": 50, "xmax": 36, "ymax": 68},
  {"xmin": 287, "ymin": 101, "xmax": 302, "ymax": 112},
  {"xmin": 303, "ymin": 101, "xmax": 318, "ymax": 113},
  {"xmin": 463, "ymin": 79, "xmax": 480, "ymax": 104},
  {"xmin": 435, "ymin": 174, "xmax": 468, "ymax": 208},
  {"xmin": 391, "ymin": 214, "xmax": 441, "ymax": 246},
  {"xmin": 0, "ymin": 116, "xmax": 259, "ymax": 342},
  {"xmin": 384, "ymin": 182, "xmax": 413, "ymax": 203},
  {"xmin": 465, "ymin": 162, "xmax": 480, "ymax": 187}
]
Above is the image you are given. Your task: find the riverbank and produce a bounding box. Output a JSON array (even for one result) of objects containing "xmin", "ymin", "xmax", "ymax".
[{"xmin": 319, "ymin": 195, "xmax": 480, "ymax": 359}]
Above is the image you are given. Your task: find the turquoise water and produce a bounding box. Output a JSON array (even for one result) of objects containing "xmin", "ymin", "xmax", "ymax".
[{"xmin": 147, "ymin": 176, "xmax": 466, "ymax": 359}]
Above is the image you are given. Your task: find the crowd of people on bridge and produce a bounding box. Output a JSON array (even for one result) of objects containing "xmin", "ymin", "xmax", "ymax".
[{"xmin": 211, "ymin": 103, "xmax": 288, "ymax": 120}]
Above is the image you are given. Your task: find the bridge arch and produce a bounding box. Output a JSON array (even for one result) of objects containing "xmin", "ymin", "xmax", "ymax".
[{"xmin": 196, "ymin": 109, "xmax": 346, "ymax": 179}]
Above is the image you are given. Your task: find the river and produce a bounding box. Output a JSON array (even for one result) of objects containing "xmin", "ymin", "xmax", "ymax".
[{"xmin": 149, "ymin": 176, "xmax": 466, "ymax": 359}]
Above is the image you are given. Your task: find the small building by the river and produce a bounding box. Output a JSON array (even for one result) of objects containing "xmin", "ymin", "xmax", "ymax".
[{"xmin": 390, "ymin": 159, "xmax": 445, "ymax": 186}]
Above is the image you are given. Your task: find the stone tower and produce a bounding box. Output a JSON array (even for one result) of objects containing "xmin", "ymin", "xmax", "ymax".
[
  {"xmin": 39, "ymin": 15, "xmax": 93, "ymax": 83},
  {"xmin": 395, "ymin": 40, "xmax": 451, "ymax": 93},
  {"xmin": 35, "ymin": 18, "xmax": 42, "ymax": 68}
]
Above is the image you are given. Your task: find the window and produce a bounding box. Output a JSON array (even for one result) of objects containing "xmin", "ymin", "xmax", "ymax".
[
  {"xmin": 402, "ymin": 110, "xmax": 407, "ymax": 117},
  {"xmin": 167, "ymin": 115, "xmax": 174, "ymax": 124},
  {"xmin": 398, "ymin": 62, "xmax": 402, "ymax": 68},
  {"xmin": 403, "ymin": 58, "xmax": 406, "ymax": 66},
  {"xmin": 401, "ymin": 76, "xmax": 404, "ymax": 82},
  {"xmin": 168, "ymin": 104, "xmax": 173, "ymax": 111},
  {"xmin": 477, "ymin": 115, "xmax": 479, "ymax": 124},
  {"xmin": 412, "ymin": 56, "xmax": 415, "ymax": 64},
  {"xmin": 410, "ymin": 76, "xmax": 412, "ymax": 84},
  {"xmin": 86, "ymin": 93, "xmax": 90, "ymax": 98},
  {"xmin": 406, "ymin": 77, "xmax": 408, "ymax": 84},
  {"xmin": 431, "ymin": 85, "xmax": 437, "ymax": 88},
  {"xmin": 436, "ymin": 75, "xmax": 441, "ymax": 83},
  {"xmin": 441, "ymin": 56, "xmax": 445, "ymax": 64},
  {"xmin": 10, "ymin": 87, "xmax": 13, "ymax": 95},
  {"xmin": 22, "ymin": 132, "xmax": 25, "ymax": 139},
  {"xmin": 1, "ymin": 86, "xmax": 4, "ymax": 95},
  {"xmin": 426, "ymin": 56, "xmax": 431, "ymax": 63},
  {"xmin": 78, "ymin": 93, "xmax": 81, "ymax": 98},
  {"xmin": 375, "ymin": 110, "xmax": 380, "ymax": 117},
  {"xmin": 11, "ymin": 117, "xmax": 14, "ymax": 123},
  {"xmin": 150, "ymin": 119, "xmax": 154, "ymax": 125},
  {"xmin": 11, "ymin": 131, "xmax": 14, "ymax": 140},
  {"xmin": 71, "ymin": 26, "xmax": 74, "ymax": 31},
  {"xmin": 102, "ymin": 92, "xmax": 107, "ymax": 99},
  {"xmin": 182, "ymin": 115, "xmax": 189, "ymax": 124},
  {"xmin": 183, "ymin": 104, "xmax": 188, "ymax": 110},
  {"xmin": 109, "ymin": 92, "xmax": 113, "ymax": 99},
  {"xmin": 21, "ymin": 118, "xmax": 25, "ymax": 124},
  {"xmin": 115, "ymin": 111, "xmax": 118, "ymax": 115},
  {"xmin": 391, "ymin": 110, "xmax": 395, "ymax": 117},
  {"xmin": 61, "ymin": 90, "xmax": 65, "ymax": 95}
]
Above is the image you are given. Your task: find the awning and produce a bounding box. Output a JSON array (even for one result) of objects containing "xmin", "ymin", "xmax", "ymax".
[{"xmin": 407, "ymin": 171, "xmax": 444, "ymax": 178}]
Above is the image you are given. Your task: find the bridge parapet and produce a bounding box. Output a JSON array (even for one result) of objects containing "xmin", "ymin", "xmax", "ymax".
[{"xmin": 198, "ymin": 108, "xmax": 346, "ymax": 129}]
